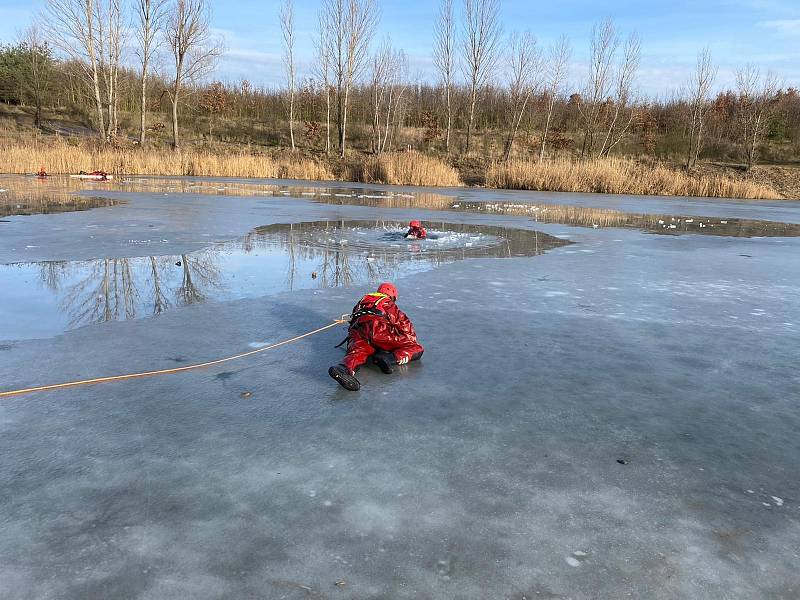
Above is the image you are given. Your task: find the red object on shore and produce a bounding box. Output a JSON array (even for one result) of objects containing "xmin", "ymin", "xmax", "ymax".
[
  {"xmin": 36, "ymin": 165, "xmax": 48, "ymax": 178},
  {"xmin": 341, "ymin": 287, "xmax": 424, "ymax": 372}
]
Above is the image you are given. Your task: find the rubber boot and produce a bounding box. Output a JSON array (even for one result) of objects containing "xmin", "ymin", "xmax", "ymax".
[
  {"xmin": 371, "ymin": 351, "xmax": 396, "ymax": 375},
  {"xmin": 328, "ymin": 364, "xmax": 360, "ymax": 391}
]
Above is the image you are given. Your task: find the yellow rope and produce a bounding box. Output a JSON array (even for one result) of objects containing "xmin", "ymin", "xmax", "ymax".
[{"xmin": 0, "ymin": 318, "xmax": 348, "ymax": 399}]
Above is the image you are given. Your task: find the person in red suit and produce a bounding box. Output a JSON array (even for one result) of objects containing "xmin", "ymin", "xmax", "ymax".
[
  {"xmin": 329, "ymin": 283, "xmax": 424, "ymax": 391},
  {"xmin": 405, "ymin": 220, "xmax": 427, "ymax": 239}
]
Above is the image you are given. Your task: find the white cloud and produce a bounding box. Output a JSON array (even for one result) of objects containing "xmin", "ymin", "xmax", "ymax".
[{"xmin": 760, "ymin": 19, "xmax": 800, "ymax": 35}]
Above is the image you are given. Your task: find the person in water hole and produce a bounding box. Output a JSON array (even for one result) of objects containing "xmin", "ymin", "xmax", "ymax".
[
  {"xmin": 329, "ymin": 283, "xmax": 424, "ymax": 391},
  {"xmin": 405, "ymin": 220, "xmax": 427, "ymax": 239}
]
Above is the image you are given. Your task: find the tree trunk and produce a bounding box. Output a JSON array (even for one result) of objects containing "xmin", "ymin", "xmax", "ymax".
[
  {"xmin": 465, "ymin": 80, "xmax": 477, "ymax": 155},
  {"xmin": 289, "ymin": 94, "xmax": 296, "ymax": 150},
  {"xmin": 445, "ymin": 85, "xmax": 451, "ymax": 153},
  {"xmin": 693, "ymin": 116, "xmax": 704, "ymax": 167},
  {"xmin": 339, "ymin": 84, "xmax": 350, "ymax": 158},
  {"xmin": 139, "ymin": 64, "xmax": 148, "ymax": 144},
  {"xmin": 171, "ymin": 86, "xmax": 180, "ymax": 149},
  {"xmin": 540, "ymin": 99, "xmax": 555, "ymax": 162},
  {"xmin": 325, "ymin": 85, "xmax": 331, "ymax": 156}
]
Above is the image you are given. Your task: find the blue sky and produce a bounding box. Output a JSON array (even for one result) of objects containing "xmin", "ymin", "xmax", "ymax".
[{"xmin": 1, "ymin": 0, "xmax": 798, "ymax": 96}]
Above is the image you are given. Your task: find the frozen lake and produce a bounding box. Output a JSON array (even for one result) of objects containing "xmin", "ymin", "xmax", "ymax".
[{"xmin": 0, "ymin": 175, "xmax": 798, "ymax": 599}]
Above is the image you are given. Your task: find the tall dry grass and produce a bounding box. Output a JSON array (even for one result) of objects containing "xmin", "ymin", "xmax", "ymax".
[
  {"xmin": 0, "ymin": 138, "xmax": 781, "ymax": 199},
  {"xmin": 486, "ymin": 157, "xmax": 781, "ymax": 200},
  {"xmin": 346, "ymin": 151, "xmax": 462, "ymax": 187},
  {"xmin": 0, "ymin": 140, "xmax": 335, "ymax": 180}
]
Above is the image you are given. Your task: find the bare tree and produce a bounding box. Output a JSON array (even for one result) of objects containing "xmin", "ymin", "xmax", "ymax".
[
  {"xmin": 539, "ymin": 35, "xmax": 570, "ymax": 161},
  {"xmin": 281, "ymin": 0, "xmax": 297, "ymax": 151},
  {"xmin": 598, "ymin": 33, "xmax": 640, "ymax": 157},
  {"xmin": 100, "ymin": 0, "xmax": 125, "ymax": 138},
  {"xmin": 19, "ymin": 25, "xmax": 55, "ymax": 129},
  {"xmin": 135, "ymin": 0, "xmax": 168, "ymax": 145},
  {"xmin": 502, "ymin": 30, "xmax": 541, "ymax": 161},
  {"xmin": 683, "ymin": 49, "xmax": 716, "ymax": 170},
  {"xmin": 164, "ymin": 0, "xmax": 220, "ymax": 149},
  {"xmin": 323, "ymin": 0, "xmax": 379, "ymax": 158},
  {"xmin": 736, "ymin": 64, "xmax": 779, "ymax": 170},
  {"xmin": 370, "ymin": 41, "xmax": 408, "ymax": 153},
  {"xmin": 370, "ymin": 39, "xmax": 391, "ymax": 154},
  {"xmin": 44, "ymin": 0, "xmax": 106, "ymax": 137},
  {"xmin": 460, "ymin": 0, "xmax": 502, "ymax": 155},
  {"xmin": 314, "ymin": 10, "xmax": 333, "ymax": 155},
  {"xmin": 433, "ymin": 0, "xmax": 456, "ymax": 152},
  {"xmin": 577, "ymin": 18, "xmax": 618, "ymax": 158}
]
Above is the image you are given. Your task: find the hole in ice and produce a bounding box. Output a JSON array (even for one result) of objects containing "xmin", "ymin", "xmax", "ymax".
[{"xmin": 0, "ymin": 219, "xmax": 568, "ymax": 341}]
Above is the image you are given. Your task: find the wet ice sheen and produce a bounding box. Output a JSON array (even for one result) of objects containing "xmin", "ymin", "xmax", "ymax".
[{"xmin": 0, "ymin": 219, "xmax": 567, "ymax": 341}]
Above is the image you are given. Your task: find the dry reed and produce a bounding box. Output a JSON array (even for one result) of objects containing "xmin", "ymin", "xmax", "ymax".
[
  {"xmin": 346, "ymin": 151, "xmax": 462, "ymax": 187},
  {"xmin": 486, "ymin": 157, "xmax": 781, "ymax": 200},
  {"xmin": 0, "ymin": 139, "xmax": 781, "ymax": 199},
  {"xmin": 0, "ymin": 140, "xmax": 335, "ymax": 180}
]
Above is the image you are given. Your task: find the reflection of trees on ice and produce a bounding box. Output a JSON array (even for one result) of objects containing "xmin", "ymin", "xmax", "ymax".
[
  {"xmin": 36, "ymin": 253, "xmax": 222, "ymax": 329},
  {"xmin": 39, "ymin": 261, "xmax": 67, "ymax": 292},
  {"xmin": 59, "ymin": 258, "xmax": 140, "ymax": 328},
  {"xmin": 176, "ymin": 254, "xmax": 221, "ymax": 306},
  {"xmin": 18, "ymin": 219, "xmax": 568, "ymax": 334},
  {"xmin": 150, "ymin": 257, "xmax": 171, "ymax": 315}
]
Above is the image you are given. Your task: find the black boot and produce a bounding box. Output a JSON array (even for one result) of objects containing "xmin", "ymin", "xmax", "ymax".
[
  {"xmin": 328, "ymin": 364, "xmax": 360, "ymax": 391},
  {"xmin": 371, "ymin": 352, "xmax": 396, "ymax": 375}
]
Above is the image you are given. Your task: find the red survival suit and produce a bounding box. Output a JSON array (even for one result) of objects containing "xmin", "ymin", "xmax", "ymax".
[
  {"xmin": 405, "ymin": 220, "xmax": 427, "ymax": 240},
  {"xmin": 342, "ymin": 291, "xmax": 424, "ymax": 372}
]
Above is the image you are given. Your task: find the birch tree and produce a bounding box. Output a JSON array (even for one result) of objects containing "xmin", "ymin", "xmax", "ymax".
[
  {"xmin": 370, "ymin": 41, "xmax": 407, "ymax": 153},
  {"xmin": 578, "ymin": 18, "xmax": 618, "ymax": 158},
  {"xmin": 314, "ymin": 11, "xmax": 333, "ymax": 155},
  {"xmin": 461, "ymin": 0, "xmax": 502, "ymax": 155},
  {"xmin": 736, "ymin": 65, "xmax": 780, "ymax": 169},
  {"xmin": 100, "ymin": 0, "xmax": 124, "ymax": 138},
  {"xmin": 44, "ymin": 0, "xmax": 106, "ymax": 137},
  {"xmin": 19, "ymin": 25, "xmax": 55, "ymax": 129},
  {"xmin": 434, "ymin": 0, "xmax": 456, "ymax": 152},
  {"xmin": 597, "ymin": 33, "xmax": 640, "ymax": 157},
  {"xmin": 164, "ymin": 0, "xmax": 220, "ymax": 149},
  {"xmin": 539, "ymin": 35, "xmax": 570, "ymax": 161},
  {"xmin": 502, "ymin": 30, "xmax": 541, "ymax": 161},
  {"xmin": 135, "ymin": 0, "xmax": 168, "ymax": 144},
  {"xmin": 280, "ymin": 0, "xmax": 296, "ymax": 151},
  {"xmin": 685, "ymin": 49, "xmax": 716, "ymax": 170},
  {"xmin": 323, "ymin": 0, "xmax": 378, "ymax": 158}
]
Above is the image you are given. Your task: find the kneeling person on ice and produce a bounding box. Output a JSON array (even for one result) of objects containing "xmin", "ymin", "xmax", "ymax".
[
  {"xmin": 329, "ymin": 283, "xmax": 424, "ymax": 391},
  {"xmin": 405, "ymin": 220, "xmax": 427, "ymax": 240}
]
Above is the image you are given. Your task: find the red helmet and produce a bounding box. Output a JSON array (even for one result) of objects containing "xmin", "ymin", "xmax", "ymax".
[
  {"xmin": 377, "ymin": 282, "xmax": 398, "ymax": 300},
  {"xmin": 409, "ymin": 220, "xmax": 421, "ymax": 228}
]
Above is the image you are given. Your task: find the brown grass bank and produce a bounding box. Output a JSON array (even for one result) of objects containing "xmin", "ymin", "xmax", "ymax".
[
  {"xmin": 486, "ymin": 158, "xmax": 782, "ymax": 200},
  {"xmin": 341, "ymin": 151, "xmax": 463, "ymax": 187},
  {"xmin": 0, "ymin": 138, "xmax": 785, "ymax": 199},
  {"xmin": 0, "ymin": 140, "xmax": 336, "ymax": 180}
]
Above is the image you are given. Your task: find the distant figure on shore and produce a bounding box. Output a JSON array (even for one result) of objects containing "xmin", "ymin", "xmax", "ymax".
[
  {"xmin": 36, "ymin": 166, "xmax": 47, "ymax": 178},
  {"xmin": 328, "ymin": 283, "xmax": 424, "ymax": 392},
  {"xmin": 405, "ymin": 220, "xmax": 427, "ymax": 240}
]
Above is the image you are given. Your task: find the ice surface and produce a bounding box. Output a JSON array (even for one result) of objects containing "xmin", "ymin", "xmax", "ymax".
[{"xmin": 0, "ymin": 176, "xmax": 799, "ymax": 599}]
